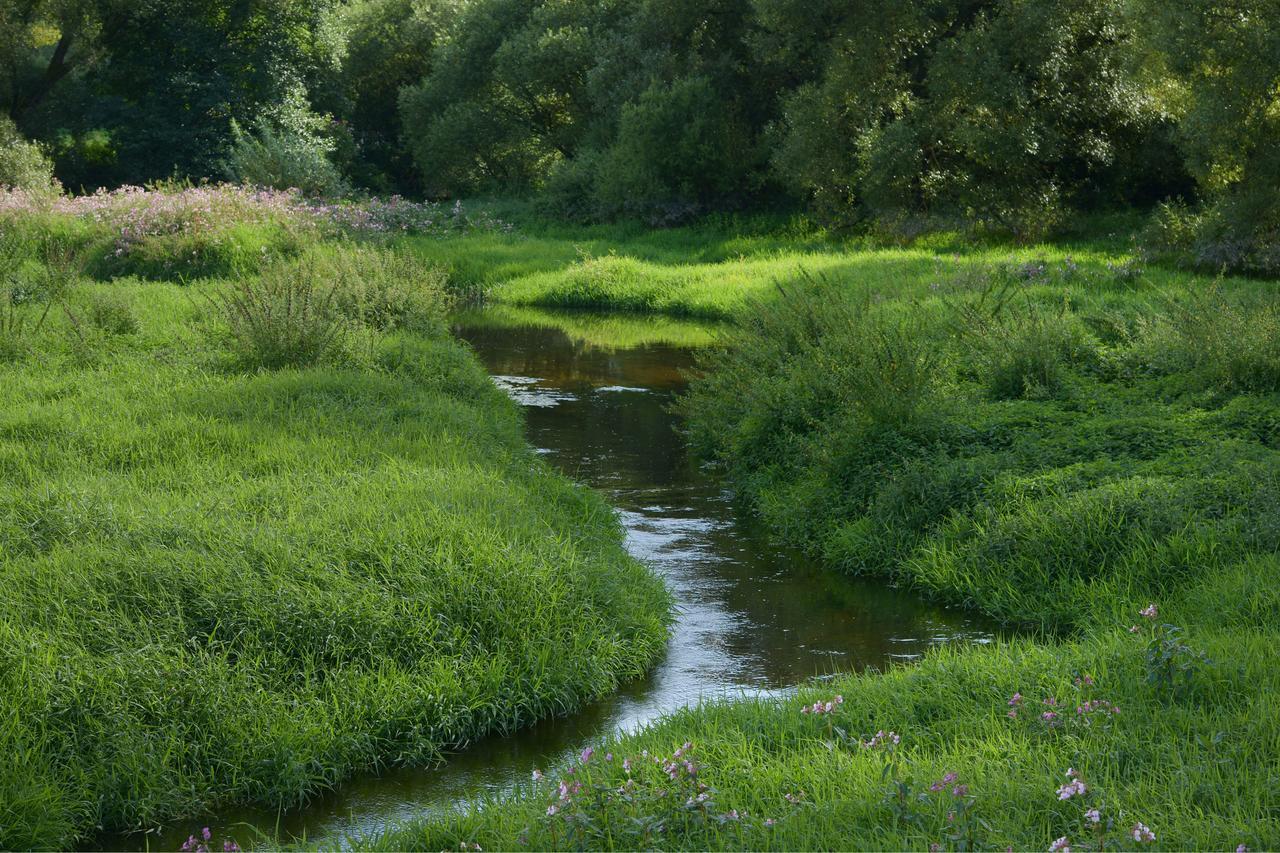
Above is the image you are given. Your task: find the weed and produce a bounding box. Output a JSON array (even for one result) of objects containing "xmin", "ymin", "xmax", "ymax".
[{"xmin": 214, "ymin": 251, "xmax": 350, "ymax": 368}]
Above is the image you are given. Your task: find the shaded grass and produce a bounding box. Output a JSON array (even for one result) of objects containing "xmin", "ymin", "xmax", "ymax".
[{"xmin": 0, "ymin": 276, "xmax": 670, "ymax": 848}]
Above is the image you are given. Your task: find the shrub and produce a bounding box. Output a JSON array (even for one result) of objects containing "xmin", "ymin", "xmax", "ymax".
[
  {"xmin": 685, "ymin": 272, "xmax": 940, "ymax": 476},
  {"xmin": 215, "ymin": 253, "xmax": 350, "ymax": 369},
  {"xmin": 0, "ymin": 117, "xmax": 58, "ymax": 193},
  {"xmin": 213, "ymin": 246, "xmax": 451, "ymax": 369},
  {"xmin": 946, "ymin": 270, "xmax": 1096, "ymax": 400},
  {"xmin": 1161, "ymin": 289, "xmax": 1280, "ymax": 394},
  {"xmin": 224, "ymin": 85, "xmax": 350, "ymax": 198},
  {"xmin": 84, "ymin": 290, "xmax": 139, "ymax": 336},
  {"xmin": 315, "ymin": 244, "xmax": 451, "ymax": 335}
]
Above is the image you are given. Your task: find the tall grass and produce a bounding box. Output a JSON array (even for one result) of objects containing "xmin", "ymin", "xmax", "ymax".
[
  {"xmin": 0, "ymin": 248, "xmax": 670, "ymax": 849},
  {"xmin": 362, "ymin": 239, "xmax": 1280, "ymax": 853}
]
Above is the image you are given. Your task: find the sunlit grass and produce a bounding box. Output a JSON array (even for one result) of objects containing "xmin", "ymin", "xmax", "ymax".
[{"xmin": 0, "ymin": 274, "xmax": 670, "ymax": 849}]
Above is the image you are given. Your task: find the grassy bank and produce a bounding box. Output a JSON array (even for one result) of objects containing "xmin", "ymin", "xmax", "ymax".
[
  {"xmin": 0, "ymin": 222, "xmax": 669, "ymax": 848},
  {"xmin": 366, "ymin": 229, "xmax": 1280, "ymax": 849}
]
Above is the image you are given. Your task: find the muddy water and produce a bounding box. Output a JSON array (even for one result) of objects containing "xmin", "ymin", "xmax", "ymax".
[{"xmin": 114, "ymin": 310, "xmax": 994, "ymax": 850}]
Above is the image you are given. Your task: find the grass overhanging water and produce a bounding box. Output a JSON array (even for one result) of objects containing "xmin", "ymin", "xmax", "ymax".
[{"xmin": 0, "ymin": 197, "xmax": 670, "ymax": 849}]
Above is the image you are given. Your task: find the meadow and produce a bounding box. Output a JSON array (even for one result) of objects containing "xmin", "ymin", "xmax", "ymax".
[
  {"xmin": 381, "ymin": 216, "xmax": 1280, "ymax": 850},
  {"xmin": 0, "ymin": 190, "xmax": 669, "ymax": 849},
  {"xmin": 3, "ymin": 185, "xmax": 1280, "ymax": 851}
]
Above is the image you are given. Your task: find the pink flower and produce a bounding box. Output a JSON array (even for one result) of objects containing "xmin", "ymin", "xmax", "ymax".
[
  {"xmin": 531, "ymin": 769, "xmax": 543, "ymax": 782},
  {"xmin": 1049, "ymin": 838, "xmax": 1071, "ymax": 852},
  {"xmin": 580, "ymin": 747, "xmax": 593, "ymax": 764},
  {"xmin": 1140, "ymin": 603, "xmax": 1158, "ymax": 620},
  {"xmin": 1057, "ymin": 779, "xmax": 1088, "ymax": 800},
  {"xmin": 1009, "ymin": 692, "xmax": 1024, "ymax": 706},
  {"xmin": 1085, "ymin": 808, "xmax": 1101, "ymax": 824},
  {"xmin": 1131, "ymin": 823, "xmax": 1155, "ymax": 843}
]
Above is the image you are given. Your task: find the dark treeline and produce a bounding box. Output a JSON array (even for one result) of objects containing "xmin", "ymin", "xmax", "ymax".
[{"xmin": 2, "ymin": 0, "xmax": 1278, "ymax": 266}]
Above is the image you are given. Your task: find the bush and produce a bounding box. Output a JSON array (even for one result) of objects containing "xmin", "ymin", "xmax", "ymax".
[
  {"xmin": 84, "ymin": 289, "xmax": 139, "ymax": 336},
  {"xmin": 224, "ymin": 85, "xmax": 350, "ymax": 198},
  {"xmin": 214, "ymin": 245, "xmax": 451, "ymax": 369},
  {"xmin": 684, "ymin": 272, "xmax": 940, "ymax": 477},
  {"xmin": 1162, "ymin": 289, "xmax": 1280, "ymax": 394},
  {"xmin": 215, "ymin": 253, "xmax": 351, "ymax": 369},
  {"xmin": 947, "ymin": 269, "xmax": 1097, "ymax": 400},
  {"xmin": 0, "ymin": 117, "xmax": 58, "ymax": 193},
  {"xmin": 316, "ymin": 244, "xmax": 451, "ymax": 334}
]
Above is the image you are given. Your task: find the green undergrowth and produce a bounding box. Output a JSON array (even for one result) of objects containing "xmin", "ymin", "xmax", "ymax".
[
  {"xmin": 682, "ymin": 261, "xmax": 1280, "ymax": 631},
  {"xmin": 367, "ymin": 559, "xmax": 1280, "ymax": 850},
  {"xmin": 0, "ymin": 260, "xmax": 670, "ymax": 848},
  {"xmin": 451, "ymin": 304, "xmax": 727, "ymax": 350},
  {"xmin": 364, "ymin": 239, "xmax": 1280, "ymax": 851}
]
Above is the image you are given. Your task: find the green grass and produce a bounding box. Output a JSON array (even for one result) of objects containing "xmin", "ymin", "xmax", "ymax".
[
  {"xmin": 7, "ymin": 197, "xmax": 1280, "ymax": 851},
  {"xmin": 363, "ymin": 220, "xmax": 1280, "ymax": 851},
  {"xmin": 0, "ymin": 269, "xmax": 670, "ymax": 848},
  {"xmin": 451, "ymin": 304, "xmax": 728, "ymax": 350},
  {"xmin": 368, "ymin": 567, "xmax": 1280, "ymax": 850}
]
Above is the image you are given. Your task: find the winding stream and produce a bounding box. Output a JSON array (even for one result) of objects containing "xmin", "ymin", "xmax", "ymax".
[{"xmin": 116, "ymin": 309, "xmax": 994, "ymax": 850}]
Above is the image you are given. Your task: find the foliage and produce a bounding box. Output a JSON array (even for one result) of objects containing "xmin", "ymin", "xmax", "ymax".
[
  {"xmin": 336, "ymin": 0, "xmax": 454, "ymax": 191},
  {"xmin": 0, "ymin": 248, "xmax": 670, "ymax": 849},
  {"xmin": 214, "ymin": 251, "xmax": 352, "ymax": 369},
  {"xmin": 0, "ymin": 116, "xmax": 57, "ymax": 192},
  {"xmin": 1134, "ymin": 0, "xmax": 1280, "ymax": 273},
  {"xmin": 225, "ymin": 84, "xmax": 350, "ymax": 197}
]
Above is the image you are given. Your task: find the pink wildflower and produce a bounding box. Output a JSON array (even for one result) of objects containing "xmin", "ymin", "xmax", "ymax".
[
  {"xmin": 1131, "ymin": 823, "xmax": 1155, "ymax": 843},
  {"xmin": 1085, "ymin": 808, "xmax": 1101, "ymax": 824},
  {"xmin": 1057, "ymin": 779, "xmax": 1088, "ymax": 800},
  {"xmin": 1049, "ymin": 837, "xmax": 1071, "ymax": 852},
  {"xmin": 1140, "ymin": 603, "xmax": 1159, "ymax": 620}
]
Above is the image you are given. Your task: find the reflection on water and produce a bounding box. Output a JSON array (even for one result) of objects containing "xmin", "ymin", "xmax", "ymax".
[{"xmin": 106, "ymin": 310, "xmax": 994, "ymax": 850}]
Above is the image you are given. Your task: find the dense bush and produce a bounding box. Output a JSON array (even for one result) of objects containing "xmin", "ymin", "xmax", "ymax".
[
  {"xmin": 0, "ymin": 117, "xmax": 57, "ymax": 192},
  {"xmin": 225, "ymin": 84, "xmax": 351, "ymax": 197},
  {"xmin": 1135, "ymin": 0, "xmax": 1280, "ymax": 274}
]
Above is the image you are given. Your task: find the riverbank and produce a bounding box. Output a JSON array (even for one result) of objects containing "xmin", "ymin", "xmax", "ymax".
[
  {"xmin": 371, "ymin": 227, "xmax": 1280, "ymax": 849},
  {"xmin": 0, "ymin": 232, "xmax": 670, "ymax": 848},
  {"xmin": 6, "ymin": 188, "xmax": 1278, "ymax": 850}
]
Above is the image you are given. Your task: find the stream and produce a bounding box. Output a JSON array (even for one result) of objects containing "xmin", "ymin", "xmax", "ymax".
[{"xmin": 117, "ymin": 308, "xmax": 995, "ymax": 850}]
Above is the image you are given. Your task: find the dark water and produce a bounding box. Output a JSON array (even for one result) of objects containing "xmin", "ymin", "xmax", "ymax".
[{"xmin": 111, "ymin": 311, "xmax": 994, "ymax": 850}]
